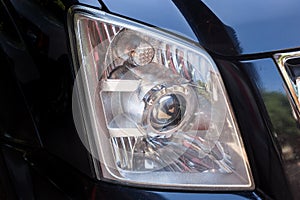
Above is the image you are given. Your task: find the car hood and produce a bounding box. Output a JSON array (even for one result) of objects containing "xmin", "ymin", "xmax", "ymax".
[{"xmin": 101, "ymin": 0, "xmax": 300, "ymax": 56}]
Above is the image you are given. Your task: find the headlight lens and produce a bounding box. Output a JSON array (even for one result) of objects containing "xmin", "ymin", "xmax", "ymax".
[{"xmin": 70, "ymin": 7, "xmax": 253, "ymax": 189}]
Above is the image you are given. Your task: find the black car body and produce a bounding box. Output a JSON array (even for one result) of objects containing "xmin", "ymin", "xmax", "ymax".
[{"xmin": 0, "ymin": 0, "xmax": 300, "ymax": 199}]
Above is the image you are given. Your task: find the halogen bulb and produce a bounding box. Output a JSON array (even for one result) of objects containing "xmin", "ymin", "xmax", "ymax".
[
  {"xmin": 112, "ymin": 30, "xmax": 154, "ymax": 66},
  {"xmin": 114, "ymin": 30, "xmax": 142, "ymax": 61}
]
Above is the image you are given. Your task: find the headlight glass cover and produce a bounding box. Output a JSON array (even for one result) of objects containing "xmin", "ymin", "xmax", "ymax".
[{"xmin": 70, "ymin": 7, "xmax": 253, "ymax": 189}]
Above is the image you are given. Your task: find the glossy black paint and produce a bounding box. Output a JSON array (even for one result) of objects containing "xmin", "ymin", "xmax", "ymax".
[
  {"xmin": 202, "ymin": 0, "xmax": 300, "ymax": 56},
  {"xmin": 0, "ymin": 0, "xmax": 40, "ymax": 148},
  {"xmin": 100, "ymin": 0, "xmax": 198, "ymax": 42},
  {"xmin": 103, "ymin": 0, "xmax": 300, "ymax": 57},
  {"xmin": 215, "ymin": 58, "xmax": 292, "ymax": 199},
  {"xmin": 0, "ymin": 0, "xmax": 299, "ymax": 199},
  {"xmin": 1, "ymin": 0, "xmax": 95, "ymax": 177},
  {"xmin": 242, "ymin": 58, "xmax": 300, "ymax": 198}
]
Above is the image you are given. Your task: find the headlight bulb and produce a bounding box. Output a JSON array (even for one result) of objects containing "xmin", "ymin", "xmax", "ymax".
[{"xmin": 112, "ymin": 30, "xmax": 155, "ymax": 66}]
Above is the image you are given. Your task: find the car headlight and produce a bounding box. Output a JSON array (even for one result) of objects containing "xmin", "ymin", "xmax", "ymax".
[{"xmin": 69, "ymin": 6, "xmax": 253, "ymax": 190}]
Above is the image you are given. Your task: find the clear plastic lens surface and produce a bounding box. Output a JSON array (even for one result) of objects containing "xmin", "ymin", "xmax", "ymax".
[{"xmin": 71, "ymin": 10, "xmax": 253, "ymax": 189}]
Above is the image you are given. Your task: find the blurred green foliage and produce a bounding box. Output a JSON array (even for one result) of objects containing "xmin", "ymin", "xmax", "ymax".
[{"xmin": 263, "ymin": 92, "xmax": 299, "ymax": 136}]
